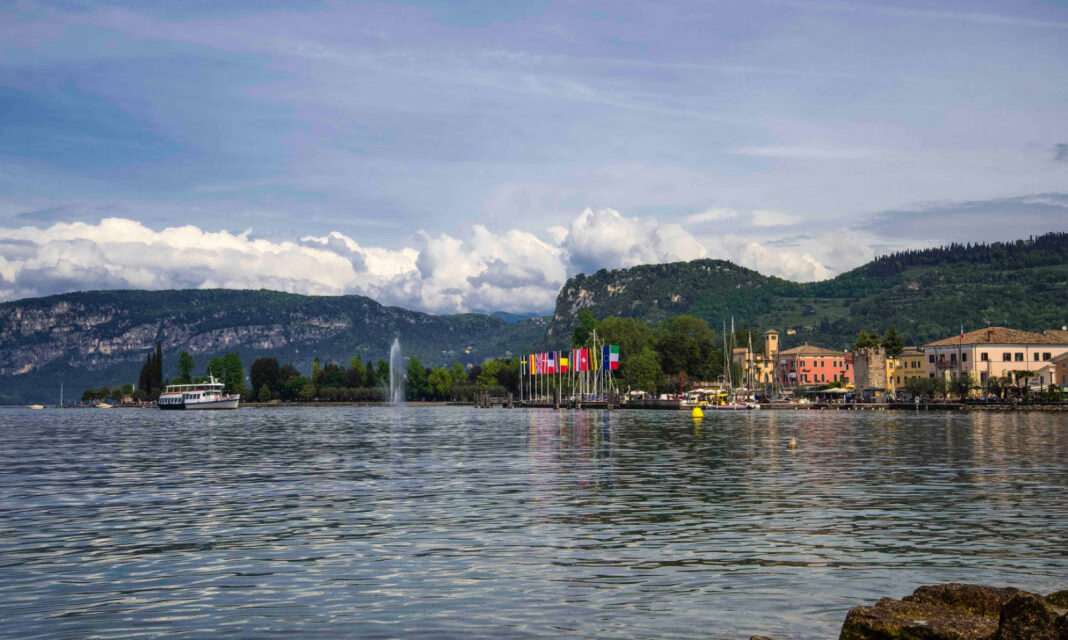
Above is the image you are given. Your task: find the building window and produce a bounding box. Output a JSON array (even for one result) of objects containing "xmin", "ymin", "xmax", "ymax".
[
  {"xmin": 1042, "ymin": 353, "xmax": 1051, "ymax": 361},
  {"xmin": 929, "ymin": 373, "xmax": 935, "ymax": 378},
  {"xmin": 929, "ymin": 355, "xmax": 936, "ymax": 363},
  {"xmin": 980, "ymin": 352, "xmax": 988, "ymax": 362},
  {"xmin": 950, "ymin": 354, "xmax": 957, "ymax": 364},
  {"xmin": 801, "ymin": 374, "xmax": 808, "ymax": 382},
  {"xmin": 800, "ymin": 360, "xmax": 805, "ymax": 367},
  {"xmin": 1015, "ymin": 353, "xmax": 1024, "ymax": 362},
  {"xmin": 1003, "ymin": 353, "xmax": 1012, "ymax": 362},
  {"xmin": 962, "ymin": 353, "xmax": 967, "ymax": 362},
  {"xmin": 1033, "ymin": 353, "xmax": 1040, "ymax": 362}
]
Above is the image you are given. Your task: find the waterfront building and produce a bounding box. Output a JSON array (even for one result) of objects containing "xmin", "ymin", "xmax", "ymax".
[
  {"xmin": 922, "ymin": 327, "xmax": 1068, "ymax": 388},
  {"xmin": 775, "ymin": 344, "xmax": 852, "ymax": 389},
  {"xmin": 1050, "ymin": 352, "xmax": 1068, "ymax": 389},
  {"xmin": 887, "ymin": 347, "xmax": 925, "ymax": 391},
  {"xmin": 731, "ymin": 329, "xmax": 780, "ymax": 389}
]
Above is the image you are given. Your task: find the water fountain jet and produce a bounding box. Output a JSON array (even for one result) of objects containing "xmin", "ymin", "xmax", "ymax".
[{"xmin": 389, "ymin": 338, "xmax": 405, "ymax": 404}]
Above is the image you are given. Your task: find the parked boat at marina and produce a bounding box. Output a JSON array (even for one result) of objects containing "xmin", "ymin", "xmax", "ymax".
[{"xmin": 158, "ymin": 376, "xmax": 239, "ymax": 410}]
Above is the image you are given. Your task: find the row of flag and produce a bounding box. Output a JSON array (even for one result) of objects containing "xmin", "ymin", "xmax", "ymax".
[{"xmin": 523, "ymin": 345, "xmax": 620, "ymax": 375}]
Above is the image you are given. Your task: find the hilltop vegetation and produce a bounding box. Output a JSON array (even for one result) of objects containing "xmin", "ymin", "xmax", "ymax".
[{"xmin": 546, "ymin": 232, "xmax": 1068, "ymax": 350}]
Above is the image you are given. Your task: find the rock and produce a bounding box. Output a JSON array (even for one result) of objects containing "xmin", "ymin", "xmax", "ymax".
[
  {"xmin": 905, "ymin": 584, "xmax": 1026, "ymax": 619},
  {"xmin": 1047, "ymin": 590, "xmax": 1068, "ymax": 609},
  {"xmin": 992, "ymin": 593, "xmax": 1058, "ymax": 640},
  {"xmin": 840, "ymin": 596, "xmax": 997, "ymax": 640},
  {"xmin": 1054, "ymin": 613, "xmax": 1068, "ymax": 640}
]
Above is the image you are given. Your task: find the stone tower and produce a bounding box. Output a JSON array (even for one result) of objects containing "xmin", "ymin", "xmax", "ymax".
[
  {"xmin": 763, "ymin": 329, "xmax": 779, "ymax": 360},
  {"xmin": 853, "ymin": 347, "xmax": 888, "ymax": 395}
]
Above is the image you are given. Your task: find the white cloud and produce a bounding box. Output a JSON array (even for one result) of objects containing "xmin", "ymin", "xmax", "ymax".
[
  {"xmin": 0, "ymin": 208, "xmax": 868, "ymax": 312},
  {"xmin": 563, "ymin": 207, "xmax": 707, "ymax": 274},
  {"xmin": 686, "ymin": 207, "xmax": 800, "ymax": 228}
]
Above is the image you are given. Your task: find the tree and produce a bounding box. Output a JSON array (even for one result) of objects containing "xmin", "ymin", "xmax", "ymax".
[
  {"xmin": 427, "ymin": 367, "xmax": 453, "ymax": 400},
  {"xmin": 318, "ymin": 362, "xmax": 346, "ymax": 389},
  {"xmin": 595, "ymin": 316, "xmax": 654, "ymax": 377},
  {"xmin": 365, "ymin": 360, "xmax": 376, "ymax": 388},
  {"xmin": 346, "ymin": 358, "xmax": 365, "ymax": 388},
  {"xmin": 250, "ymin": 358, "xmax": 281, "ymax": 395},
  {"xmin": 299, "ymin": 381, "xmax": 316, "ymax": 401},
  {"xmin": 881, "ymin": 326, "xmax": 904, "ymax": 358},
  {"xmin": 283, "ymin": 376, "xmax": 310, "ymax": 401},
  {"xmin": 376, "ymin": 360, "xmax": 390, "ymax": 388},
  {"xmin": 175, "ymin": 351, "xmax": 195, "ymax": 384},
  {"xmin": 624, "ymin": 347, "xmax": 663, "ymax": 393},
  {"xmin": 477, "ymin": 360, "xmax": 502, "ymax": 387},
  {"xmin": 312, "ymin": 358, "xmax": 321, "ymax": 380},
  {"xmin": 573, "ymin": 310, "xmax": 597, "ymax": 347},
  {"xmin": 654, "ymin": 315, "xmax": 718, "ymax": 382},
  {"xmin": 405, "ymin": 356, "xmax": 428, "ymax": 400},
  {"xmin": 137, "ymin": 341, "xmax": 164, "ymax": 397},
  {"xmin": 258, "ymin": 383, "xmax": 272, "ymax": 402},
  {"xmin": 949, "ymin": 372, "xmax": 975, "ymax": 399},
  {"xmin": 853, "ymin": 331, "xmax": 880, "ymax": 350},
  {"xmin": 207, "ymin": 353, "xmax": 245, "ymax": 394},
  {"xmin": 279, "ymin": 363, "xmax": 300, "ymax": 387}
]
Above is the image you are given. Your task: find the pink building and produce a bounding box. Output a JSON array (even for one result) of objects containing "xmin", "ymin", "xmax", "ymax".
[{"xmin": 776, "ymin": 344, "xmax": 853, "ymax": 388}]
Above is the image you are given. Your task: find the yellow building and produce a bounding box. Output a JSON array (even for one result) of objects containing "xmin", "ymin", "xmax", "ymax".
[
  {"xmin": 887, "ymin": 347, "xmax": 925, "ymax": 393},
  {"xmin": 731, "ymin": 330, "xmax": 780, "ymax": 389}
]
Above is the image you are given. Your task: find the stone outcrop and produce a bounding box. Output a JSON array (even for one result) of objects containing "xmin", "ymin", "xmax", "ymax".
[
  {"xmin": 838, "ymin": 584, "xmax": 1067, "ymax": 640},
  {"xmin": 748, "ymin": 583, "xmax": 1067, "ymax": 640}
]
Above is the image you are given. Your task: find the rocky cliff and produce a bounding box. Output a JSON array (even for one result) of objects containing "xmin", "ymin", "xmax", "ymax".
[{"xmin": 0, "ymin": 289, "xmax": 545, "ymax": 404}]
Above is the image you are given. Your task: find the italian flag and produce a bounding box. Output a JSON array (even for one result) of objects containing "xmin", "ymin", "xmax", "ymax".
[{"xmin": 608, "ymin": 344, "xmax": 620, "ymax": 370}]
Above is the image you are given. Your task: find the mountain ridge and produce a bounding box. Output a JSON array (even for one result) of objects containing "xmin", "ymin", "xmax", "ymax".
[
  {"xmin": 545, "ymin": 232, "xmax": 1068, "ymax": 350},
  {"xmin": 0, "ymin": 288, "xmax": 546, "ymax": 404},
  {"xmin": 3, "ymin": 232, "xmax": 1066, "ymax": 404}
]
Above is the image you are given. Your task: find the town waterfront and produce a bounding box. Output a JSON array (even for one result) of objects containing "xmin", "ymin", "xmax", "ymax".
[{"xmin": 1, "ymin": 408, "xmax": 1065, "ymax": 639}]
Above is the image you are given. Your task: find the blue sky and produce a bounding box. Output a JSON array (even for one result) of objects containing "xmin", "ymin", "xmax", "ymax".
[{"xmin": 0, "ymin": 0, "xmax": 1066, "ymax": 312}]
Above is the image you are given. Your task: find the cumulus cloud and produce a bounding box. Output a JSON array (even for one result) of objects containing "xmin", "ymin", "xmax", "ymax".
[
  {"xmin": 562, "ymin": 207, "xmax": 706, "ymax": 274},
  {"xmin": 0, "ymin": 208, "xmax": 859, "ymax": 312}
]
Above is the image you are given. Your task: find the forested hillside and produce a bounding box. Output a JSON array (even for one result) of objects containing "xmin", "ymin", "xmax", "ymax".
[
  {"xmin": 546, "ymin": 232, "xmax": 1068, "ymax": 350},
  {"xmin": 0, "ymin": 289, "xmax": 545, "ymax": 404}
]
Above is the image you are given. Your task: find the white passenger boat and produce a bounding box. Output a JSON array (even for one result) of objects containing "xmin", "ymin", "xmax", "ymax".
[{"xmin": 158, "ymin": 376, "xmax": 240, "ymax": 410}]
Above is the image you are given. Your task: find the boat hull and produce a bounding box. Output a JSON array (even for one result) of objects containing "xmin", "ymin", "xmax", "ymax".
[{"xmin": 184, "ymin": 398, "xmax": 240, "ymax": 410}]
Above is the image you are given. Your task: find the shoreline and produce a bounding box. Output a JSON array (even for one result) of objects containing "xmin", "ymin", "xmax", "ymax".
[{"xmin": 6, "ymin": 401, "xmax": 1068, "ymax": 411}]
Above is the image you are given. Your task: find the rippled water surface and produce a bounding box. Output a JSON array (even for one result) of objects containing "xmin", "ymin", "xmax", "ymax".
[{"xmin": 1, "ymin": 407, "xmax": 1066, "ymax": 639}]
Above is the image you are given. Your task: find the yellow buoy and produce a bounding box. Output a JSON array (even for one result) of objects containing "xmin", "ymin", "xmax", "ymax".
[
  {"xmin": 788, "ymin": 435, "xmax": 798, "ymax": 449},
  {"xmin": 691, "ymin": 406, "xmax": 704, "ymax": 419}
]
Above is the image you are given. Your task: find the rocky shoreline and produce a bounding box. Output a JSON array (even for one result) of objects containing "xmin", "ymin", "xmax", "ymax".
[{"xmin": 750, "ymin": 583, "xmax": 1067, "ymax": 640}]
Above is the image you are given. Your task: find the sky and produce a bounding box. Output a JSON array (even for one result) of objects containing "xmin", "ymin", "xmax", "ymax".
[{"xmin": 0, "ymin": 0, "xmax": 1066, "ymax": 313}]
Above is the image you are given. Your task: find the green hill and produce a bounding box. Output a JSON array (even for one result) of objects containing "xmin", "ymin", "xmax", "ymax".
[
  {"xmin": 0, "ymin": 289, "xmax": 546, "ymax": 404},
  {"xmin": 545, "ymin": 232, "xmax": 1068, "ymax": 350}
]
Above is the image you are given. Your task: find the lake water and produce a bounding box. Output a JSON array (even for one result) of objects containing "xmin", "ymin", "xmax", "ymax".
[{"xmin": 1, "ymin": 407, "xmax": 1065, "ymax": 639}]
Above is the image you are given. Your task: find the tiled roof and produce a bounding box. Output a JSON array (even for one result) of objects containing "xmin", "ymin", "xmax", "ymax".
[
  {"xmin": 1043, "ymin": 329, "xmax": 1068, "ymax": 342},
  {"xmin": 925, "ymin": 326, "xmax": 1068, "ymax": 347},
  {"xmin": 778, "ymin": 344, "xmax": 847, "ymax": 357}
]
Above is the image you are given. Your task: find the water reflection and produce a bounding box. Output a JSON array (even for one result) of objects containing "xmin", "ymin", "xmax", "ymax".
[{"xmin": 0, "ymin": 407, "xmax": 1065, "ymax": 640}]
